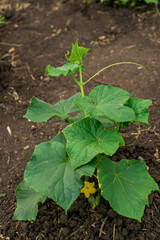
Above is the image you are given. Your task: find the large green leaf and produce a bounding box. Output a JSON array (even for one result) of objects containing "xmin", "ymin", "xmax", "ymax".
[
  {"xmin": 24, "ymin": 141, "xmax": 96, "ymax": 213},
  {"xmin": 98, "ymin": 157, "xmax": 159, "ymax": 221},
  {"xmin": 63, "ymin": 117, "xmax": 125, "ymax": 169},
  {"xmin": 24, "ymin": 93, "xmax": 81, "ymax": 122},
  {"xmin": 67, "ymin": 41, "xmax": 90, "ymax": 65},
  {"xmin": 14, "ymin": 181, "xmax": 46, "ymax": 221},
  {"xmin": 94, "ymin": 116, "xmax": 115, "ymax": 128},
  {"xmin": 45, "ymin": 63, "xmax": 80, "ymax": 76},
  {"xmin": 24, "ymin": 142, "xmax": 81, "ymax": 212},
  {"xmin": 126, "ymin": 98, "xmax": 152, "ymax": 124},
  {"xmin": 50, "ymin": 134, "xmax": 67, "ymax": 146},
  {"xmin": 74, "ymin": 85, "xmax": 136, "ymax": 123}
]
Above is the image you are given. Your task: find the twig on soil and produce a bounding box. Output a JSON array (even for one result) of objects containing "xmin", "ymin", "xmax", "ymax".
[
  {"xmin": 7, "ymin": 126, "xmax": 12, "ymax": 136},
  {"xmin": 16, "ymin": 221, "xmax": 20, "ymax": 230},
  {"xmin": 113, "ymin": 223, "xmax": 116, "ymax": 240},
  {"xmin": 125, "ymin": 123, "xmax": 141, "ymax": 147},
  {"xmin": 0, "ymin": 42, "xmax": 22, "ymax": 47},
  {"xmin": 153, "ymin": 201, "xmax": 158, "ymax": 211},
  {"xmin": 58, "ymin": 227, "xmax": 63, "ymax": 239},
  {"xmin": 6, "ymin": 205, "xmax": 15, "ymax": 213},
  {"xmin": 7, "ymin": 87, "xmax": 19, "ymax": 100},
  {"xmin": 99, "ymin": 216, "xmax": 108, "ymax": 237},
  {"xmin": 153, "ymin": 219, "xmax": 160, "ymax": 227},
  {"xmin": 35, "ymin": 232, "xmax": 45, "ymax": 240},
  {"xmin": 155, "ymin": 5, "xmax": 160, "ymax": 16},
  {"xmin": 70, "ymin": 225, "xmax": 83, "ymax": 237},
  {"xmin": 26, "ymin": 63, "xmax": 36, "ymax": 81}
]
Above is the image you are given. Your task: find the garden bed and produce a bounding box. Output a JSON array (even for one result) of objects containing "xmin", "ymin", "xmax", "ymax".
[{"xmin": 0, "ymin": 0, "xmax": 160, "ymax": 239}]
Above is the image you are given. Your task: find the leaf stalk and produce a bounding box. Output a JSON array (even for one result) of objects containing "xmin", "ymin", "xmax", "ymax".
[
  {"xmin": 70, "ymin": 73, "xmax": 80, "ymax": 86},
  {"xmin": 79, "ymin": 66, "xmax": 85, "ymax": 97}
]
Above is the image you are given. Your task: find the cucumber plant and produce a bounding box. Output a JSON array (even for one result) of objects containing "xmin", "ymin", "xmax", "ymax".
[{"xmin": 14, "ymin": 41, "xmax": 159, "ymax": 221}]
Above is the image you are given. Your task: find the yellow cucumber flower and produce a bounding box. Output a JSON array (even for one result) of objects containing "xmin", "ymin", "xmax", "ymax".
[{"xmin": 81, "ymin": 181, "xmax": 96, "ymax": 198}]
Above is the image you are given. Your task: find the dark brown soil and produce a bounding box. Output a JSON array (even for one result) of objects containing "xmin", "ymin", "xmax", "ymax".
[{"xmin": 0, "ymin": 0, "xmax": 160, "ymax": 239}]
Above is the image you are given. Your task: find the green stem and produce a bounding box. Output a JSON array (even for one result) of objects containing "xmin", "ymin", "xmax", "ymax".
[
  {"xmin": 116, "ymin": 123, "xmax": 120, "ymax": 132},
  {"xmin": 85, "ymin": 176, "xmax": 89, "ymax": 181},
  {"xmin": 84, "ymin": 62, "xmax": 148, "ymax": 85},
  {"xmin": 79, "ymin": 66, "xmax": 85, "ymax": 97},
  {"xmin": 70, "ymin": 73, "xmax": 80, "ymax": 86},
  {"xmin": 0, "ymin": 42, "xmax": 22, "ymax": 47},
  {"xmin": 93, "ymin": 174, "xmax": 97, "ymax": 179}
]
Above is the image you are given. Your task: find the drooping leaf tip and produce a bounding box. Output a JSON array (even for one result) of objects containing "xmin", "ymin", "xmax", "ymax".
[{"xmin": 45, "ymin": 64, "xmax": 51, "ymax": 76}]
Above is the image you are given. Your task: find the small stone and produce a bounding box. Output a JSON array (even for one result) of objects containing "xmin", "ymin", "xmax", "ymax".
[
  {"xmin": 155, "ymin": 227, "xmax": 160, "ymax": 233},
  {"xmin": 108, "ymin": 209, "xmax": 117, "ymax": 218},
  {"xmin": 79, "ymin": 208, "xmax": 86, "ymax": 217},
  {"xmin": 43, "ymin": 221, "xmax": 50, "ymax": 231},
  {"xmin": 69, "ymin": 220, "xmax": 77, "ymax": 227},
  {"xmin": 138, "ymin": 156, "xmax": 145, "ymax": 162},
  {"xmin": 60, "ymin": 213, "xmax": 68, "ymax": 224},
  {"xmin": 122, "ymin": 228, "xmax": 128, "ymax": 236},
  {"xmin": 116, "ymin": 219, "xmax": 123, "ymax": 227},
  {"xmin": 129, "ymin": 147, "xmax": 135, "ymax": 154},
  {"xmin": 149, "ymin": 233, "xmax": 156, "ymax": 239},
  {"xmin": 20, "ymin": 222, "xmax": 27, "ymax": 231},
  {"xmin": 128, "ymin": 223, "xmax": 134, "ymax": 230},
  {"xmin": 62, "ymin": 227, "xmax": 70, "ymax": 236},
  {"xmin": 48, "ymin": 233, "xmax": 54, "ymax": 240}
]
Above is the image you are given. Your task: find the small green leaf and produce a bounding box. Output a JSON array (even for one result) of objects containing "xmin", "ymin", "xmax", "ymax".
[
  {"xmin": 14, "ymin": 181, "xmax": 46, "ymax": 221},
  {"xmin": 68, "ymin": 41, "xmax": 90, "ymax": 65},
  {"xmin": 126, "ymin": 98, "xmax": 152, "ymax": 124},
  {"xmin": 63, "ymin": 117, "xmax": 124, "ymax": 169},
  {"xmin": 74, "ymin": 85, "xmax": 136, "ymax": 123},
  {"xmin": 24, "ymin": 141, "xmax": 83, "ymax": 213},
  {"xmin": 45, "ymin": 63, "xmax": 83, "ymax": 77},
  {"xmin": 98, "ymin": 157, "xmax": 159, "ymax": 221},
  {"xmin": 24, "ymin": 93, "xmax": 81, "ymax": 122}
]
